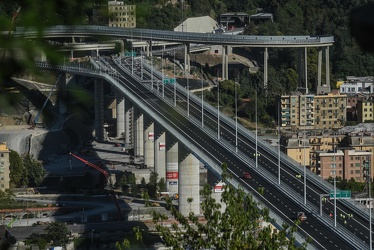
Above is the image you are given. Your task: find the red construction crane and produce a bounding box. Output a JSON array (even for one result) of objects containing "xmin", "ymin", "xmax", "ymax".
[
  {"xmin": 70, "ymin": 152, "xmax": 109, "ymax": 179},
  {"xmin": 69, "ymin": 153, "xmax": 124, "ymax": 220}
]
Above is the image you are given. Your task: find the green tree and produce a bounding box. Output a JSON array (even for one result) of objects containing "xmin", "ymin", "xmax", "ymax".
[
  {"xmin": 152, "ymin": 163, "xmax": 307, "ymax": 249},
  {"xmin": 149, "ymin": 171, "xmax": 158, "ymax": 186},
  {"xmin": 128, "ymin": 173, "xmax": 138, "ymax": 197},
  {"xmin": 158, "ymin": 177, "xmax": 166, "ymax": 192},
  {"xmin": 9, "ymin": 150, "xmax": 26, "ymax": 188},
  {"xmin": 25, "ymin": 233, "xmax": 47, "ymax": 250},
  {"xmin": 22, "ymin": 154, "xmax": 45, "ymax": 186},
  {"xmin": 140, "ymin": 177, "xmax": 146, "ymax": 188},
  {"xmin": 44, "ymin": 221, "xmax": 69, "ymax": 247},
  {"xmin": 115, "ymin": 239, "xmax": 130, "ymax": 250}
]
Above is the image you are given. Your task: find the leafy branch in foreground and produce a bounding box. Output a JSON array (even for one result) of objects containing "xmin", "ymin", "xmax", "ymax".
[{"xmin": 152, "ymin": 163, "xmax": 307, "ymax": 249}]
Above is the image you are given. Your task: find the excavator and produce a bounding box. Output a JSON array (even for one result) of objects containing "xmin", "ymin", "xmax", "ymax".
[{"xmin": 69, "ymin": 153, "xmax": 124, "ymax": 220}]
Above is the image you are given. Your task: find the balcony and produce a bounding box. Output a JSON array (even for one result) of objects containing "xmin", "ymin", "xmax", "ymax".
[{"xmin": 310, "ymin": 140, "xmax": 321, "ymax": 145}]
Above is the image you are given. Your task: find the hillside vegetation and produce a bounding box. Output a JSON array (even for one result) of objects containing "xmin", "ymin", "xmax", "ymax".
[{"xmin": 0, "ymin": 1, "xmax": 372, "ymax": 127}]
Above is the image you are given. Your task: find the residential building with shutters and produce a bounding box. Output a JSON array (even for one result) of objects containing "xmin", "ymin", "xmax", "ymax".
[
  {"xmin": 313, "ymin": 92, "xmax": 347, "ymax": 129},
  {"xmin": 0, "ymin": 143, "xmax": 10, "ymax": 190},
  {"xmin": 93, "ymin": 0, "xmax": 136, "ymax": 28},
  {"xmin": 357, "ymin": 99, "xmax": 374, "ymax": 122},
  {"xmin": 316, "ymin": 148, "xmax": 372, "ymax": 181},
  {"xmin": 279, "ymin": 93, "xmax": 314, "ymax": 130}
]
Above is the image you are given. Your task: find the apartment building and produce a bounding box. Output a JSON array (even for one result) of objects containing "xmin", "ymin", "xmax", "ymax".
[
  {"xmin": 0, "ymin": 143, "xmax": 10, "ymax": 190},
  {"xmin": 317, "ymin": 148, "xmax": 372, "ymax": 181},
  {"xmin": 93, "ymin": 0, "xmax": 136, "ymax": 28},
  {"xmin": 341, "ymin": 134, "xmax": 374, "ymax": 152},
  {"xmin": 280, "ymin": 93, "xmax": 314, "ymax": 130},
  {"xmin": 309, "ymin": 132, "xmax": 344, "ymax": 172},
  {"xmin": 313, "ymin": 92, "xmax": 347, "ymax": 129},
  {"xmin": 280, "ymin": 134, "xmax": 310, "ymax": 167},
  {"xmin": 357, "ymin": 99, "xmax": 374, "ymax": 122}
]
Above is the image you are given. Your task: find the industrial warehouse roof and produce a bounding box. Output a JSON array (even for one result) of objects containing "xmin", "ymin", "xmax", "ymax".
[{"xmin": 174, "ymin": 16, "xmax": 219, "ymax": 33}]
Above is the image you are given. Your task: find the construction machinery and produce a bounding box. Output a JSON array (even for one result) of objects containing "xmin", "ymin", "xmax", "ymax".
[
  {"xmin": 6, "ymin": 217, "xmax": 17, "ymax": 228},
  {"xmin": 29, "ymin": 74, "xmax": 62, "ymax": 129},
  {"xmin": 69, "ymin": 153, "xmax": 124, "ymax": 220}
]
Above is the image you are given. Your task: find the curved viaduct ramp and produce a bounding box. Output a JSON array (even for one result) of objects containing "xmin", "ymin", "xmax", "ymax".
[{"xmin": 14, "ymin": 25, "xmax": 334, "ymax": 48}]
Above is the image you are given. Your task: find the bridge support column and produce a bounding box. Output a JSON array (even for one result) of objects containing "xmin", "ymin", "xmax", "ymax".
[
  {"xmin": 119, "ymin": 40, "xmax": 125, "ymax": 54},
  {"xmin": 304, "ymin": 47, "xmax": 308, "ymax": 94},
  {"xmin": 166, "ymin": 142, "xmax": 178, "ymax": 194},
  {"xmin": 135, "ymin": 111, "xmax": 144, "ymax": 158},
  {"xmin": 94, "ymin": 79, "xmax": 105, "ymax": 142},
  {"xmin": 179, "ymin": 153, "xmax": 200, "ymax": 216},
  {"xmin": 40, "ymin": 51, "xmax": 47, "ymax": 62},
  {"xmin": 58, "ymin": 73, "xmax": 67, "ymax": 115},
  {"xmin": 155, "ymin": 131, "xmax": 166, "ymax": 180},
  {"xmin": 264, "ymin": 47, "xmax": 268, "ymax": 93},
  {"xmin": 124, "ymin": 99, "xmax": 133, "ymax": 148},
  {"xmin": 325, "ymin": 46, "xmax": 330, "ymax": 89},
  {"xmin": 316, "ymin": 47, "xmax": 331, "ymax": 94},
  {"xmin": 144, "ymin": 122, "xmax": 155, "ymax": 169},
  {"xmin": 116, "ymin": 97, "xmax": 125, "ymax": 138},
  {"xmin": 146, "ymin": 41, "xmax": 150, "ymax": 57},
  {"xmin": 70, "ymin": 50, "xmax": 74, "ymax": 59},
  {"xmin": 318, "ymin": 49, "xmax": 322, "ymax": 88},
  {"xmin": 184, "ymin": 43, "xmax": 190, "ymax": 72},
  {"xmin": 222, "ymin": 45, "xmax": 229, "ymax": 80}
]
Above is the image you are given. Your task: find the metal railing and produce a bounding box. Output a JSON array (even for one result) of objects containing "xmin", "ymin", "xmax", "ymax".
[{"xmin": 13, "ymin": 25, "xmax": 334, "ymax": 47}]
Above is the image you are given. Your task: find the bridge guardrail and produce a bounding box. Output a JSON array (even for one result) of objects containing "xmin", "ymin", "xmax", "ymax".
[{"xmin": 15, "ymin": 25, "xmax": 334, "ymax": 47}]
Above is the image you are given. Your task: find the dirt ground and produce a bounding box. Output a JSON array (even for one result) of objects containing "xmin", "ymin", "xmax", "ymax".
[{"xmin": 0, "ymin": 116, "xmax": 18, "ymax": 126}]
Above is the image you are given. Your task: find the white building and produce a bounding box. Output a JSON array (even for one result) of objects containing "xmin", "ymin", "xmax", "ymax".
[
  {"xmin": 174, "ymin": 16, "xmax": 219, "ymax": 33},
  {"xmin": 339, "ymin": 76, "xmax": 374, "ymax": 94}
]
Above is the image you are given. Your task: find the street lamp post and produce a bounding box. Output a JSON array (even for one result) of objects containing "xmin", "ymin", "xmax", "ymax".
[
  {"xmin": 364, "ymin": 159, "xmax": 372, "ymax": 250},
  {"xmin": 201, "ymin": 77, "xmax": 204, "ymax": 128},
  {"xmin": 333, "ymin": 130, "xmax": 337, "ymax": 228},
  {"xmin": 369, "ymin": 159, "xmax": 372, "ymax": 250},
  {"xmin": 217, "ymin": 80, "xmax": 220, "ymax": 140},
  {"xmin": 278, "ymin": 101, "xmax": 281, "ymax": 185},
  {"xmin": 151, "ymin": 39, "xmax": 153, "ymax": 90},
  {"xmin": 303, "ymin": 129, "xmax": 307, "ymax": 205},
  {"xmin": 235, "ymin": 80, "xmax": 238, "ymax": 153},
  {"xmin": 174, "ymin": 48, "xmax": 176, "ymax": 107},
  {"xmin": 162, "ymin": 48, "xmax": 164, "ymax": 98},
  {"xmin": 187, "ymin": 73, "xmax": 190, "ymax": 116},
  {"xmin": 255, "ymin": 82, "xmax": 258, "ymax": 168}
]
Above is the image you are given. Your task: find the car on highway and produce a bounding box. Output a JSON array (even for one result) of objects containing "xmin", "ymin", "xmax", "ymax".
[
  {"xmin": 297, "ymin": 212, "xmax": 307, "ymax": 221},
  {"xmin": 242, "ymin": 172, "xmax": 251, "ymax": 179}
]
